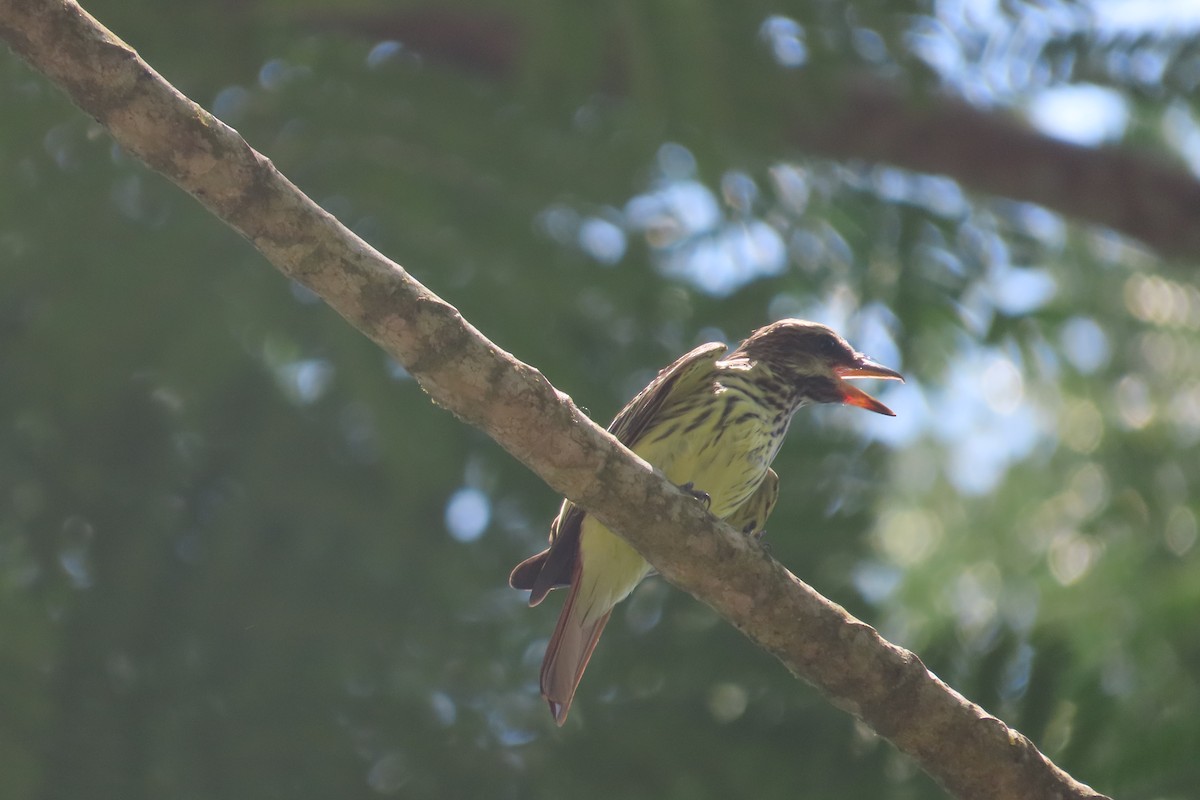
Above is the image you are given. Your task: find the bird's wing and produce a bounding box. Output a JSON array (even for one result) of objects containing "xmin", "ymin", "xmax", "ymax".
[
  {"xmin": 517, "ymin": 341, "xmax": 727, "ymax": 604},
  {"xmin": 724, "ymin": 468, "xmax": 779, "ymax": 538},
  {"xmin": 606, "ymin": 341, "xmax": 728, "ymax": 447}
]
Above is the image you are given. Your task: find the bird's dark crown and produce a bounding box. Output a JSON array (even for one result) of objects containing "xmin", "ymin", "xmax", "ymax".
[
  {"xmin": 729, "ymin": 319, "xmax": 861, "ymax": 377},
  {"xmin": 721, "ymin": 318, "xmax": 900, "ymax": 411}
]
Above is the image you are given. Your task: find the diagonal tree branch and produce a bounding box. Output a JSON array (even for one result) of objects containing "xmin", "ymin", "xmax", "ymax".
[{"xmin": 0, "ymin": 2, "xmax": 1109, "ymax": 799}]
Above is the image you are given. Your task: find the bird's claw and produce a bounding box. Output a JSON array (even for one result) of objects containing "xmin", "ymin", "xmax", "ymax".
[
  {"xmin": 679, "ymin": 482, "xmax": 712, "ymax": 510},
  {"xmin": 739, "ymin": 520, "xmax": 770, "ymax": 550}
]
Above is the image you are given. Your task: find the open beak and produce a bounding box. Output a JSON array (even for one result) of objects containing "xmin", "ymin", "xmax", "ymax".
[{"xmin": 834, "ymin": 357, "xmax": 904, "ymax": 417}]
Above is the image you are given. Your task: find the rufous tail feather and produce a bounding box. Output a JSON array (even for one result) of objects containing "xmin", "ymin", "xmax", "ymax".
[{"xmin": 539, "ymin": 562, "xmax": 611, "ymax": 726}]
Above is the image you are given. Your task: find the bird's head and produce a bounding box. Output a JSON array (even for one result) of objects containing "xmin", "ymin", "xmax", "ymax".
[{"xmin": 731, "ymin": 319, "xmax": 904, "ymax": 415}]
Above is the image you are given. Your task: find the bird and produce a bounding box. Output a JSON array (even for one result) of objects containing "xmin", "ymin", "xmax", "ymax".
[{"xmin": 509, "ymin": 318, "xmax": 902, "ymax": 725}]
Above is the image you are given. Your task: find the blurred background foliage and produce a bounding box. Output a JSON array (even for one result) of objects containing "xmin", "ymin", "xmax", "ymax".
[{"xmin": 2, "ymin": 0, "xmax": 1199, "ymax": 798}]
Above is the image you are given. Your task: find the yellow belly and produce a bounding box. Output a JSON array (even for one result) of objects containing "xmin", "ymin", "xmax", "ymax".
[
  {"xmin": 575, "ymin": 390, "xmax": 782, "ymax": 623},
  {"xmin": 576, "ymin": 515, "xmax": 654, "ymax": 624}
]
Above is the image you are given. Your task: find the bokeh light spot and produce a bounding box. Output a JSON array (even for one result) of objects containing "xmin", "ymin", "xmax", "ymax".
[
  {"xmin": 1115, "ymin": 375, "xmax": 1154, "ymax": 429},
  {"xmin": 366, "ymin": 751, "xmax": 410, "ymax": 795},
  {"xmin": 1048, "ymin": 531, "xmax": 1100, "ymax": 586},
  {"xmin": 1062, "ymin": 399, "xmax": 1103, "ymax": 453},
  {"xmin": 366, "ymin": 41, "xmax": 403, "ymax": 69},
  {"xmin": 429, "ymin": 690, "xmax": 458, "ymax": 727},
  {"xmin": 1165, "ymin": 506, "xmax": 1197, "ymax": 556},
  {"xmin": 980, "ymin": 356, "xmax": 1024, "ymax": 415},
  {"xmin": 276, "ymin": 359, "xmax": 334, "ymax": 405},
  {"xmin": 578, "ymin": 216, "xmax": 626, "ymax": 265},
  {"xmin": 759, "ymin": 16, "xmax": 807, "ymax": 68},
  {"xmin": 1059, "ymin": 317, "xmax": 1110, "ymax": 374},
  {"xmin": 1027, "ymin": 85, "xmax": 1129, "ymax": 146},
  {"xmin": 706, "ymin": 683, "xmax": 749, "ymax": 723},
  {"xmin": 444, "ymin": 488, "xmax": 491, "ymax": 542},
  {"xmin": 874, "ymin": 507, "xmax": 943, "ymax": 567}
]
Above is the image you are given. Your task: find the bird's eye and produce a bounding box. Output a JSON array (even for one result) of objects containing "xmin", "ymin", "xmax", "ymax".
[{"xmin": 818, "ymin": 334, "xmax": 840, "ymax": 356}]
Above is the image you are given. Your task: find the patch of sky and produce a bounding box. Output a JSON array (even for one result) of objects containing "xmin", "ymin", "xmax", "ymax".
[
  {"xmin": 927, "ymin": 343, "xmax": 1051, "ymax": 495},
  {"xmin": 993, "ymin": 201, "xmax": 1067, "ymax": 251},
  {"xmin": 366, "ymin": 41, "xmax": 404, "ymax": 69},
  {"xmin": 484, "ymin": 695, "xmax": 540, "ymax": 747},
  {"xmin": 625, "ymin": 180, "xmax": 721, "ymax": 247},
  {"xmin": 623, "ymin": 152, "xmax": 787, "ymax": 296},
  {"xmin": 1026, "ymin": 84, "xmax": 1129, "ymax": 146},
  {"xmin": 578, "ymin": 216, "xmax": 626, "ymax": 265},
  {"xmin": 852, "ymin": 561, "xmax": 904, "ymax": 605},
  {"xmin": 275, "ymin": 358, "xmax": 334, "ymax": 405},
  {"xmin": 759, "ymin": 16, "xmax": 808, "ymax": 69},
  {"xmin": 366, "ymin": 751, "xmax": 410, "ymax": 795},
  {"xmin": 911, "ymin": 0, "xmax": 1194, "ymax": 138},
  {"xmin": 656, "ymin": 141, "xmax": 698, "ymax": 179},
  {"xmin": 1059, "ymin": 316, "xmax": 1111, "ymax": 374},
  {"xmin": 986, "ymin": 263, "xmax": 1057, "ymax": 315},
  {"xmin": 444, "ymin": 487, "xmax": 491, "ymax": 543},
  {"xmin": 1091, "ymin": 0, "xmax": 1200, "ymax": 35},
  {"xmin": 1163, "ymin": 102, "xmax": 1200, "ymax": 176},
  {"xmin": 258, "ymin": 58, "xmax": 310, "ymax": 91},
  {"xmin": 212, "ymin": 86, "xmax": 252, "ymax": 123}
]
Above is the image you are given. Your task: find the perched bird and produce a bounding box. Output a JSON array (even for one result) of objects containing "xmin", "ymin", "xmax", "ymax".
[{"xmin": 509, "ymin": 319, "xmax": 902, "ymax": 725}]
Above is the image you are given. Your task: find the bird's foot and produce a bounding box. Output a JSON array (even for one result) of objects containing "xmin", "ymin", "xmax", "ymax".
[
  {"xmin": 741, "ymin": 520, "xmax": 765, "ymax": 540},
  {"xmin": 679, "ymin": 482, "xmax": 712, "ymax": 510},
  {"xmin": 739, "ymin": 520, "xmax": 771, "ymax": 551}
]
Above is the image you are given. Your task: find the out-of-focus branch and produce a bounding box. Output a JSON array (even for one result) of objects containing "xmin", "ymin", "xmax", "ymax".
[
  {"xmin": 318, "ymin": 6, "xmax": 1200, "ymax": 261},
  {"xmin": 791, "ymin": 77, "xmax": 1200, "ymax": 260},
  {"xmin": 0, "ymin": 2, "xmax": 1110, "ymax": 798}
]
